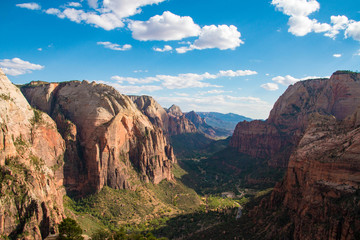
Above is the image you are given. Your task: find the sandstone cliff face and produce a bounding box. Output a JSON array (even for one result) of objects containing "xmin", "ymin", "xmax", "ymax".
[
  {"xmin": 230, "ymin": 71, "xmax": 360, "ymax": 167},
  {"xmin": 130, "ymin": 96, "xmax": 197, "ymax": 136},
  {"xmin": 249, "ymin": 113, "xmax": 360, "ymax": 240},
  {"xmin": 0, "ymin": 69, "xmax": 65, "ymax": 239},
  {"xmin": 22, "ymin": 81, "xmax": 175, "ymax": 196},
  {"xmin": 166, "ymin": 105, "xmax": 197, "ymax": 135},
  {"xmin": 129, "ymin": 95, "xmax": 170, "ymax": 134}
]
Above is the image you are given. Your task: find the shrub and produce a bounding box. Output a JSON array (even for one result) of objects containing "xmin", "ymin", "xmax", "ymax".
[{"xmin": 57, "ymin": 218, "xmax": 84, "ymax": 240}]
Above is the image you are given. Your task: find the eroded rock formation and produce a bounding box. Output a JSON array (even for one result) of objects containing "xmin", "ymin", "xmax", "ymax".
[
  {"xmin": 0, "ymin": 69, "xmax": 65, "ymax": 239},
  {"xmin": 230, "ymin": 71, "xmax": 360, "ymax": 167},
  {"xmin": 249, "ymin": 113, "xmax": 360, "ymax": 239},
  {"xmin": 130, "ymin": 96, "xmax": 197, "ymax": 136},
  {"xmin": 22, "ymin": 81, "xmax": 175, "ymax": 196}
]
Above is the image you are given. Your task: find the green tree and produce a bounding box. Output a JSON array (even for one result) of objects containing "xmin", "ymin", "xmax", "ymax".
[{"xmin": 57, "ymin": 218, "xmax": 84, "ymax": 240}]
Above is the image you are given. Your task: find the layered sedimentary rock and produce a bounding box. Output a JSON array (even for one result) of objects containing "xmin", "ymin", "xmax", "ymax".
[
  {"xmin": 0, "ymin": 69, "xmax": 65, "ymax": 239},
  {"xmin": 249, "ymin": 113, "xmax": 360, "ymax": 239},
  {"xmin": 230, "ymin": 71, "xmax": 360, "ymax": 167},
  {"xmin": 130, "ymin": 96, "xmax": 197, "ymax": 136},
  {"xmin": 22, "ymin": 81, "xmax": 175, "ymax": 196},
  {"xmin": 166, "ymin": 105, "xmax": 197, "ymax": 135}
]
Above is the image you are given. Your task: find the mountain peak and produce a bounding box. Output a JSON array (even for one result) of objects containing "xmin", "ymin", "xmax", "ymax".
[{"xmin": 167, "ymin": 104, "xmax": 183, "ymax": 117}]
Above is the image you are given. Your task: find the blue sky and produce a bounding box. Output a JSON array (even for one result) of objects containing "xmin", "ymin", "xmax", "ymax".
[{"xmin": 1, "ymin": 0, "xmax": 359, "ymax": 119}]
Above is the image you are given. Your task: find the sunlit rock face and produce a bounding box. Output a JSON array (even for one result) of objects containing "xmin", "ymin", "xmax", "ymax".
[
  {"xmin": 22, "ymin": 80, "xmax": 175, "ymax": 196},
  {"xmin": 231, "ymin": 71, "xmax": 360, "ymax": 167},
  {"xmin": 0, "ymin": 68, "xmax": 66, "ymax": 239}
]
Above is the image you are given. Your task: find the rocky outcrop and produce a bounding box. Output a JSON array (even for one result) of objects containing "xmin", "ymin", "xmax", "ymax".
[
  {"xmin": 129, "ymin": 96, "xmax": 197, "ymax": 137},
  {"xmin": 248, "ymin": 113, "xmax": 360, "ymax": 239},
  {"xmin": 22, "ymin": 81, "xmax": 175, "ymax": 196},
  {"xmin": 0, "ymin": 69, "xmax": 65, "ymax": 239},
  {"xmin": 230, "ymin": 71, "xmax": 360, "ymax": 167},
  {"xmin": 129, "ymin": 95, "xmax": 170, "ymax": 133},
  {"xmin": 166, "ymin": 105, "xmax": 197, "ymax": 135}
]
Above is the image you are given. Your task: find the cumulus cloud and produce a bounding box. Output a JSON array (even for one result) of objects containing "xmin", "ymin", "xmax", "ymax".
[
  {"xmin": 176, "ymin": 25, "xmax": 244, "ymax": 53},
  {"xmin": 0, "ymin": 58, "xmax": 44, "ymax": 76},
  {"xmin": 333, "ymin": 53, "xmax": 342, "ymax": 58},
  {"xmin": 153, "ymin": 45, "xmax": 173, "ymax": 52},
  {"xmin": 45, "ymin": 8, "xmax": 124, "ymax": 30},
  {"xmin": 217, "ymin": 70, "xmax": 257, "ymax": 77},
  {"xmin": 261, "ymin": 83, "xmax": 279, "ymax": 91},
  {"xmin": 37, "ymin": 0, "xmax": 167, "ymax": 31},
  {"xmin": 345, "ymin": 21, "xmax": 360, "ymax": 41},
  {"xmin": 97, "ymin": 41, "xmax": 132, "ymax": 51},
  {"xmin": 111, "ymin": 69, "xmax": 256, "ymax": 89},
  {"xmin": 101, "ymin": 0, "xmax": 166, "ymax": 19},
  {"xmin": 16, "ymin": 2, "xmax": 41, "ymax": 10},
  {"xmin": 159, "ymin": 73, "xmax": 219, "ymax": 89},
  {"xmin": 111, "ymin": 76, "xmax": 159, "ymax": 84},
  {"xmin": 66, "ymin": 2, "xmax": 82, "ymax": 7},
  {"xmin": 325, "ymin": 15, "xmax": 349, "ymax": 38},
  {"xmin": 272, "ymin": 0, "xmax": 319, "ymax": 17},
  {"xmin": 272, "ymin": 0, "xmax": 360, "ymax": 41},
  {"xmin": 128, "ymin": 11, "xmax": 201, "ymax": 41},
  {"xmin": 272, "ymin": 74, "xmax": 328, "ymax": 86}
]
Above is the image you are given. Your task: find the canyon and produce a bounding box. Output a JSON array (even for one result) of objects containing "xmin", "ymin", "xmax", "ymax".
[{"xmin": 0, "ymin": 69, "xmax": 359, "ymax": 239}]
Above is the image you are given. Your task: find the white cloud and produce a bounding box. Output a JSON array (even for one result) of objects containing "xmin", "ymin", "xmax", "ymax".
[
  {"xmin": 97, "ymin": 41, "xmax": 132, "ymax": 51},
  {"xmin": 128, "ymin": 11, "xmax": 201, "ymax": 41},
  {"xmin": 0, "ymin": 58, "xmax": 44, "ymax": 76},
  {"xmin": 333, "ymin": 53, "xmax": 342, "ymax": 58},
  {"xmin": 16, "ymin": 3, "xmax": 41, "ymax": 10},
  {"xmin": 355, "ymin": 50, "xmax": 360, "ymax": 56},
  {"xmin": 111, "ymin": 76, "xmax": 159, "ymax": 84},
  {"xmin": 325, "ymin": 15, "xmax": 349, "ymax": 38},
  {"xmin": 66, "ymin": 2, "xmax": 82, "ymax": 7},
  {"xmin": 175, "ymin": 92, "xmax": 189, "ymax": 97},
  {"xmin": 261, "ymin": 83, "xmax": 279, "ymax": 91},
  {"xmin": 45, "ymin": 8, "xmax": 124, "ymax": 30},
  {"xmin": 198, "ymin": 90, "xmax": 226, "ymax": 95},
  {"xmin": 176, "ymin": 25, "xmax": 243, "ymax": 53},
  {"xmin": 272, "ymin": 75, "xmax": 300, "ymax": 85},
  {"xmin": 272, "ymin": 0, "xmax": 320, "ymax": 17},
  {"xmin": 217, "ymin": 70, "xmax": 257, "ymax": 77},
  {"xmin": 153, "ymin": 45, "xmax": 173, "ymax": 52},
  {"xmin": 157, "ymin": 73, "xmax": 220, "ymax": 89},
  {"xmin": 345, "ymin": 21, "xmax": 360, "ymax": 41},
  {"xmin": 111, "ymin": 69, "xmax": 255, "ymax": 89},
  {"xmin": 37, "ymin": 48, "xmax": 43, "ymax": 51},
  {"xmin": 193, "ymin": 25, "xmax": 243, "ymax": 50},
  {"xmin": 100, "ymin": 0, "xmax": 166, "ymax": 19},
  {"xmin": 271, "ymin": 0, "xmax": 360, "ymax": 41}
]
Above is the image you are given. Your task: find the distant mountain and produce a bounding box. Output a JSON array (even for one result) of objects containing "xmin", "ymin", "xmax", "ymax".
[
  {"xmin": 185, "ymin": 111, "xmax": 232, "ymax": 139},
  {"xmin": 196, "ymin": 112, "xmax": 252, "ymax": 132}
]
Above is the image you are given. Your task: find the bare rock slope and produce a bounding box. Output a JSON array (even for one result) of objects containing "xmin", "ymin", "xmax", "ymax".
[
  {"xmin": 129, "ymin": 96, "xmax": 197, "ymax": 136},
  {"xmin": 22, "ymin": 81, "xmax": 175, "ymax": 196},
  {"xmin": 230, "ymin": 71, "xmax": 360, "ymax": 167},
  {"xmin": 0, "ymin": 69, "xmax": 65, "ymax": 239}
]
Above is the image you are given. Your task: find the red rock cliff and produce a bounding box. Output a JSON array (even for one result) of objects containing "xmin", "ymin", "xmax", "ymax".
[
  {"xmin": 0, "ymin": 69, "xmax": 66, "ymax": 239},
  {"xmin": 249, "ymin": 113, "xmax": 360, "ymax": 239},
  {"xmin": 230, "ymin": 71, "xmax": 360, "ymax": 167},
  {"xmin": 22, "ymin": 81, "xmax": 175, "ymax": 196}
]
